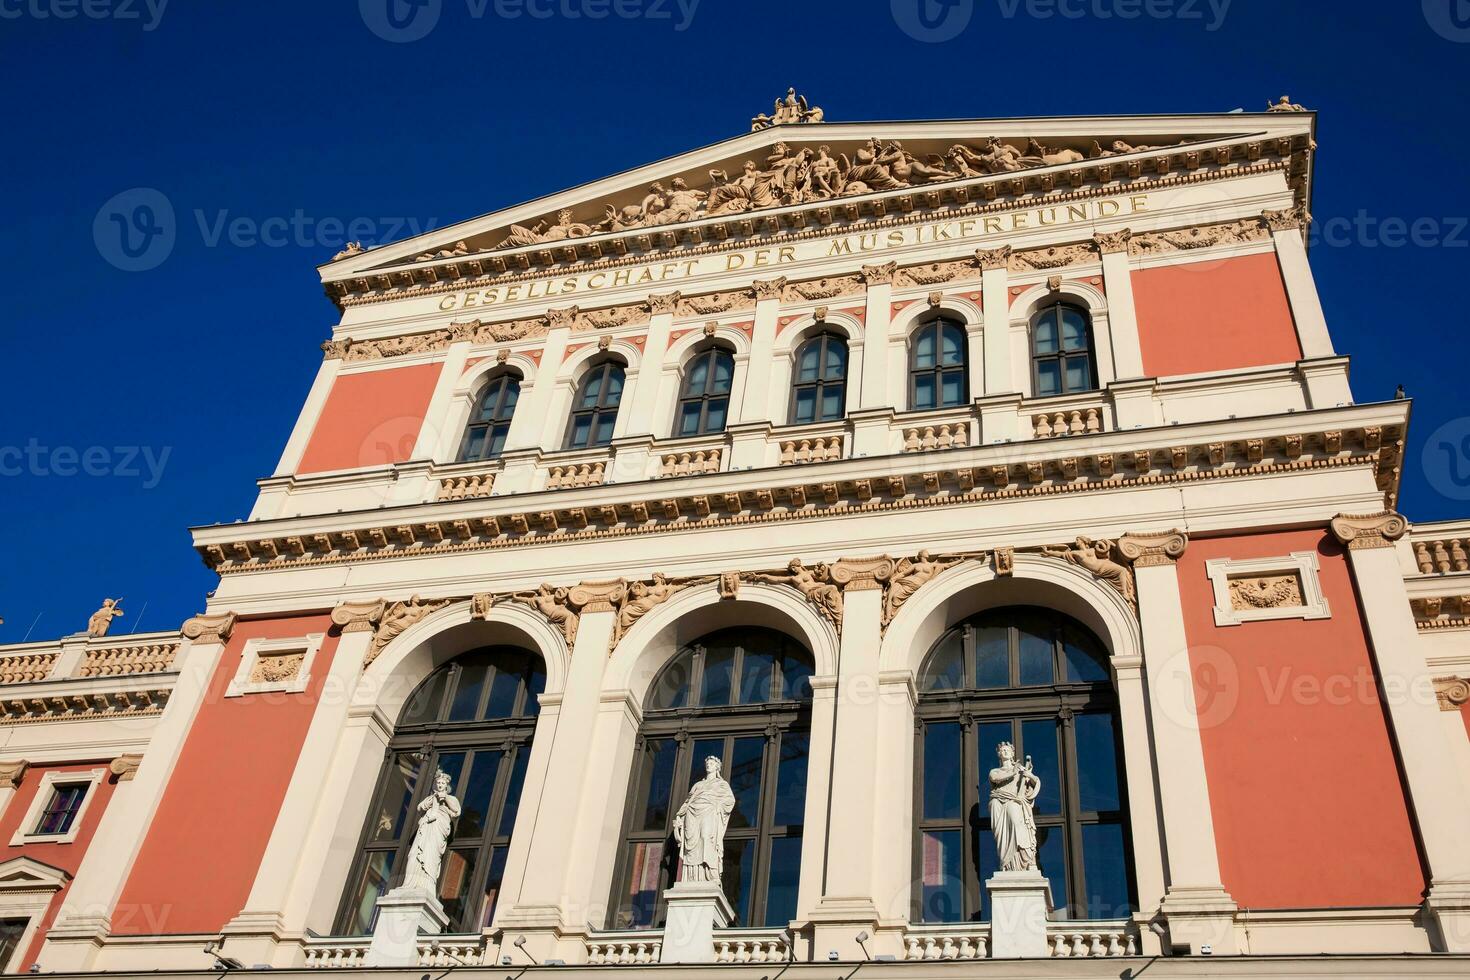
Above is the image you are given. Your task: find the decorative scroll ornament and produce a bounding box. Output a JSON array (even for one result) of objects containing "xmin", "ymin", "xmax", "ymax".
[
  {"xmin": 320, "ymin": 338, "xmax": 351, "ymax": 360},
  {"xmin": 1130, "ymin": 218, "xmax": 1269, "ymax": 254},
  {"xmin": 1434, "ymin": 676, "xmax": 1470, "ymax": 711},
  {"xmin": 1116, "ymin": 529, "xmax": 1189, "ymax": 567},
  {"xmin": 110, "ymin": 754, "xmax": 144, "ymax": 782},
  {"xmin": 1263, "ymin": 205, "xmax": 1311, "ymax": 233},
  {"xmin": 751, "ymin": 276, "xmax": 788, "ymax": 300},
  {"xmin": 743, "ymin": 559, "xmax": 844, "ymax": 631},
  {"xmin": 182, "ymin": 611, "xmax": 237, "ymax": 645},
  {"xmin": 0, "ymin": 760, "xmax": 27, "ymax": 789},
  {"xmin": 1042, "ymin": 537, "xmax": 1137, "ymax": 609},
  {"xmin": 331, "ymin": 599, "xmax": 386, "ymax": 634},
  {"xmin": 646, "ymin": 290, "xmax": 683, "ymax": 315},
  {"xmin": 1329, "ymin": 511, "xmax": 1408, "ymax": 550},
  {"xmin": 787, "ymin": 275, "xmax": 864, "ymax": 300},
  {"xmin": 882, "ymin": 551, "xmax": 965, "ymax": 627},
  {"xmin": 367, "ymin": 597, "xmax": 451, "ymax": 666},
  {"xmin": 750, "ymin": 88, "xmax": 825, "ymax": 131},
  {"xmin": 897, "ymin": 260, "xmax": 972, "ymax": 287}
]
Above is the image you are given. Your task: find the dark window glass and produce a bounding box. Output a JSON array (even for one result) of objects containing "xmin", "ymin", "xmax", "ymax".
[
  {"xmin": 909, "ymin": 319, "xmax": 968, "ymax": 410},
  {"xmin": 790, "ymin": 332, "xmax": 848, "ymax": 424},
  {"xmin": 335, "ymin": 647, "xmax": 544, "ymax": 934},
  {"xmin": 34, "ymin": 783, "xmax": 88, "ymax": 836},
  {"xmin": 1031, "ymin": 302, "xmax": 1097, "ymax": 397},
  {"xmin": 0, "ymin": 918, "xmax": 29, "ymax": 973},
  {"xmin": 564, "ymin": 360, "xmax": 626, "ymax": 450},
  {"xmin": 458, "ymin": 373, "xmax": 520, "ymax": 461},
  {"xmin": 915, "ymin": 607, "xmax": 1134, "ymax": 922},
  {"xmin": 612, "ymin": 628, "xmax": 813, "ymax": 929},
  {"xmin": 677, "ymin": 346, "xmax": 735, "ymax": 436}
]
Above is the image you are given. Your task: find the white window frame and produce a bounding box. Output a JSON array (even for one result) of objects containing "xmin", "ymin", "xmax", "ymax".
[
  {"xmin": 0, "ymin": 857, "xmax": 70, "ymax": 973},
  {"xmin": 10, "ymin": 769, "xmax": 106, "ymax": 845},
  {"xmin": 225, "ymin": 633, "xmax": 325, "ymax": 698},
  {"xmin": 1204, "ymin": 551, "xmax": 1331, "ymax": 627}
]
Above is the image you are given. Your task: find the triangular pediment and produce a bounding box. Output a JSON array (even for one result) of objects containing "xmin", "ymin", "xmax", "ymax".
[
  {"xmin": 322, "ymin": 99, "xmax": 1314, "ymax": 295},
  {"xmin": 0, "ymin": 856, "xmax": 70, "ymax": 891}
]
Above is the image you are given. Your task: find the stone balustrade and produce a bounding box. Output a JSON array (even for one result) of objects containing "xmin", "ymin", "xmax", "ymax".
[
  {"xmin": 585, "ymin": 935, "xmax": 663, "ymax": 964},
  {"xmin": 899, "ymin": 921, "xmax": 1134, "ymax": 960},
  {"xmin": 0, "ymin": 631, "xmax": 185, "ymax": 689},
  {"xmin": 713, "ymin": 930, "xmax": 789, "ymax": 962},
  {"xmin": 80, "ymin": 642, "xmax": 180, "ymax": 677},
  {"xmin": 0, "ymin": 652, "xmax": 58, "ymax": 685},
  {"xmin": 1046, "ymin": 923, "xmax": 1136, "ymax": 957},
  {"xmin": 546, "ymin": 459, "xmax": 606, "ymax": 490},
  {"xmin": 660, "ymin": 447, "xmax": 723, "ymax": 478},
  {"xmin": 1413, "ymin": 535, "xmax": 1470, "ymax": 574},
  {"xmin": 438, "ymin": 471, "xmax": 496, "ymax": 501},
  {"xmin": 903, "ymin": 925, "xmax": 989, "ymax": 960},
  {"xmin": 779, "ymin": 435, "xmax": 843, "ymax": 466},
  {"xmin": 902, "ymin": 420, "xmax": 971, "ymax": 453},
  {"xmin": 1033, "ymin": 406, "xmax": 1104, "ymax": 439},
  {"xmin": 302, "ymin": 935, "xmax": 487, "ymax": 968}
]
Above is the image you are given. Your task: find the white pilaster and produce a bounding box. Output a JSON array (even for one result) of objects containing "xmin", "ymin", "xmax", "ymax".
[
  {"xmin": 736, "ymin": 278, "xmax": 784, "ymax": 423},
  {"xmin": 625, "ymin": 294, "xmax": 679, "ymax": 435},
  {"xmin": 1096, "ymin": 232, "xmax": 1144, "ymax": 380},
  {"xmin": 1268, "ymin": 211, "xmax": 1334, "ymax": 359},
  {"xmin": 1331, "ymin": 513, "xmax": 1470, "ymax": 951},
  {"xmin": 505, "ymin": 324, "xmax": 571, "ymax": 452},
  {"xmin": 1111, "ymin": 651, "xmax": 1166, "ymax": 953},
  {"xmin": 859, "ymin": 266, "xmax": 894, "ymax": 409},
  {"xmin": 273, "ymin": 351, "xmax": 343, "ymax": 476},
  {"xmin": 1116, "ymin": 531, "xmax": 1236, "ymax": 954},
  {"xmin": 978, "ymin": 248, "xmax": 1013, "ymax": 395},
  {"xmin": 410, "ymin": 340, "xmax": 470, "ymax": 460}
]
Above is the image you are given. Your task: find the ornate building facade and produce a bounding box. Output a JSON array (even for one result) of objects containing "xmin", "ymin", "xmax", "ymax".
[{"xmin": 4, "ymin": 97, "xmax": 1470, "ymax": 977}]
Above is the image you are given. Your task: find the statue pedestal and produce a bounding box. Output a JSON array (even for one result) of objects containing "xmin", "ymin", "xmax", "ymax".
[
  {"xmin": 985, "ymin": 871, "xmax": 1052, "ymax": 958},
  {"xmin": 660, "ymin": 881, "xmax": 733, "ymax": 964},
  {"xmin": 364, "ymin": 885, "xmax": 448, "ymax": 967}
]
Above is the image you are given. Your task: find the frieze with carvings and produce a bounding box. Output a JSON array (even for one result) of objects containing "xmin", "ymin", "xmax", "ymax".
[
  {"xmin": 784, "ymin": 275, "xmax": 866, "ymax": 301},
  {"xmin": 896, "ymin": 260, "xmax": 978, "ymax": 288},
  {"xmin": 1010, "ymin": 242, "xmax": 1097, "ymax": 271},
  {"xmin": 677, "ymin": 289, "xmax": 757, "ymax": 317},
  {"xmin": 1129, "ymin": 216, "xmax": 1271, "ymax": 255},
  {"xmin": 1228, "ymin": 573, "xmax": 1303, "ymax": 610}
]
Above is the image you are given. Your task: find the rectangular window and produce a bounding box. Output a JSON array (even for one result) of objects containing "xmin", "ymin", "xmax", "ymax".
[
  {"xmin": 33, "ymin": 783, "xmax": 88, "ymax": 837},
  {"xmin": 0, "ymin": 918, "xmax": 29, "ymax": 973}
]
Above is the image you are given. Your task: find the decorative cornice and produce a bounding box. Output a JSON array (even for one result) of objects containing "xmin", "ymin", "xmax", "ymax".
[
  {"xmin": 331, "ymin": 599, "xmax": 386, "ymax": 634},
  {"xmin": 0, "ymin": 690, "xmax": 169, "ymax": 726},
  {"xmin": 200, "ymin": 424, "xmax": 1400, "ymax": 576},
  {"xmin": 0, "ymin": 760, "xmax": 27, "ymax": 789},
  {"xmin": 1117, "ymin": 529, "xmax": 1189, "ymax": 567},
  {"xmin": 109, "ymin": 754, "xmax": 143, "ymax": 782},
  {"xmin": 975, "ymin": 245, "xmax": 1012, "ymax": 271},
  {"xmin": 181, "ymin": 612, "xmax": 236, "ymax": 645},
  {"xmin": 1434, "ymin": 676, "xmax": 1470, "ymax": 711},
  {"xmin": 1330, "ymin": 511, "xmax": 1408, "ymax": 550}
]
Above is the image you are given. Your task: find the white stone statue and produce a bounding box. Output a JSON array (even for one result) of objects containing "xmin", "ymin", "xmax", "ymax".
[
  {"xmin": 673, "ymin": 756, "xmax": 735, "ymax": 883},
  {"xmin": 401, "ymin": 770, "xmax": 461, "ymax": 894},
  {"xmin": 988, "ymin": 742, "xmax": 1041, "ymax": 872}
]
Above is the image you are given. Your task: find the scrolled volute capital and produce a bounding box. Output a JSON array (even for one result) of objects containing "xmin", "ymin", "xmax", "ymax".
[
  {"xmin": 1116, "ymin": 529, "xmax": 1189, "ymax": 567},
  {"xmin": 448, "ymin": 319, "xmax": 481, "ymax": 342},
  {"xmin": 828, "ymin": 555, "xmax": 897, "ymax": 592},
  {"xmin": 110, "ymin": 754, "xmax": 144, "ymax": 782},
  {"xmin": 647, "ymin": 290, "xmax": 682, "ymax": 315},
  {"xmin": 181, "ymin": 611, "xmax": 237, "ymax": 644},
  {"xmin": 1329, "ymin": 511, "xmax": 1408, "ymax": 550},
  {"xmin": 568, "ymin": 579, "xmax": 629, "ymax": 613},
  {"xmin": 332, "ymin": 599, "xmax": 387, "ymax": 634},
  {"xmin": 1093, "ymin": 228, "xmax": 1133, "ymax": 254},
  {"xmin": 544, "ymin": 305, "xmax": 581, "ymax": 331},
  {"xmin": 975, "ymin": 245, "xmax": 1012, "ymax": 271},
  {"xmin": 321, "ymin": 339, "xmax": 351, "ymax": 361},
  {"xmin": 0, "ymin": 760, "xmax": 28, "ymax": 789},
  {"xmin": 860, "ymin": 261, "xmax": 898, "ymax": 286},
  {"xmin": 751, "ymin": 277, "xmax": 788, "ymax": 300},
  {"xmin": 1435, "ymin": 676, "xmax": 1470, "ymax": 711}
]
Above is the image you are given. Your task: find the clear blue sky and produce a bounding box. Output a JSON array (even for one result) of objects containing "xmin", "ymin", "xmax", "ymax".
[{"xmin": 2, "ymin": 1, "xmax": 1468, "ymax": 643}]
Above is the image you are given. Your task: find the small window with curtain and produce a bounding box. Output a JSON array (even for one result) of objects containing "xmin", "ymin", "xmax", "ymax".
[
  {"xmin": 458, "ymin": 372, "xmax": 521, "ymax": 462},
  {"xmin": 790, "ymin": 331, "xmax": 848, "ymax": 424},
  {"xmin": 676, "ymin": 345, "xmax": 735, "ymax": 437},
  {"xmin": 910, "ymin": 318, "xmax": 968, "ymax": 410},
  {"xmin": 1031, "ymin": 301, "xmax": 1097, "ymax": 396},
  {"xmin": 564, "ymin": 360, "xmax": 626, "ymax": 450}
]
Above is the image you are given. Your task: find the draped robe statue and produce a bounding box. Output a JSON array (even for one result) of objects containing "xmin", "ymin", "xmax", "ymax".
[
  {"xmin": 401, "ymin": 770, "xmax": 461, "ymax": 895},
  {"xmin": 673, "ymin": 756, "xmax": 735, "ymax": 883},
  {"xmin": 988, "ymin": 742, "xmax": 1041, "ymax": 872}
]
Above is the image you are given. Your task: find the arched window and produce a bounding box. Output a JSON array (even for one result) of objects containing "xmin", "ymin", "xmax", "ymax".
[
  {"xmin": 1031, "ymin": 301, "xmax": 1097, "ymax": 396},
  {"xmin": 915, "ymin": 607, "xmax": 1132, "ymax": 924},
  {"xmin": 336, "ymin": 647, "xmax": 546, "ymax": 935},
  {"xmin": 790, "ymin": 331, "xmax": 848, "ymax": 424},
  {"xmin": 564, "ymin": 360, "xmax": 626, "ymax": 450},
  {"xmin": 458, "ymin": 372, "xmax": 520, "ymax": 461},
  {"xmin": 676, "ymin": 345, "xmax": 735, "ymax": 437},
  {"xmin": 910, "ymin": 318, "xmax": 968, "ymax": 410},
  {"xmin": 611, "ymin": 628, "xmax": 813, "ymax": 930}
]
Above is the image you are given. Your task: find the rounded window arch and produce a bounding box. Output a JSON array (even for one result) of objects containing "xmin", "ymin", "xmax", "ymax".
[
  {"xmin": 336, "ymin": 646, "xmax": 546, "ymax": 935},
  {"xmin": 1030, "ymin": 301, "xmax": 1098, "ymax": 396},
  {"xmin": 790, "ymin": 330, "xmax": 848, "ymax": 424},
  {"xmin": 676, "ymin": 344, "xmax": 735, "ymax": 437},
  {"xmin": 910, "ymin": 318, "xmax": 968, "ymax": 410},
  {"xmin": 459, "ymin": 371, "xmax": 521, "ymax": 461},
  {"xmin": 914, "ymin": 606, "xmax": 1132, "ymax": 924},
  {"xmin": 611, "ymin": 627, "xmax": 814, "ymax": 930},
  {"xmin": 564, "ymin": 358, "xmax": 626, "ymax": 450}
]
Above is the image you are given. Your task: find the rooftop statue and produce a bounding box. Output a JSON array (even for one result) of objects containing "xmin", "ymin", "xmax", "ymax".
[
  {"xmin": 751, "ymin": 88, "xmax": 824, "ymax": 131},
  {"xmin": 87, "ymin": 598, "xmax": 124, "ymax": 638},
  {"xmin": 674, "ymin": 755, "xmax": 735, "ymax": 883}
]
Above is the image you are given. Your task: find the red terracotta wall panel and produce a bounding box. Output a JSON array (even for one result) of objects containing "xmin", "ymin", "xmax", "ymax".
[
  {"xmin": 1132, "ymin": 253, "xmax": 1302, "ymax": 377},
  {"xmin": 296, "ymin": 364, "xmax": 442, "ymax": 474},
  {"xmin": 0, "ymin": 763, "xmax": 119, "ymax": 969},
  {"xmin": 114, "ymin": 615, "xmax": 339, "ymax": 935},
  {"xmin": 1178, "ymin": 530, "xmax": 1425, "ymax": 908}
]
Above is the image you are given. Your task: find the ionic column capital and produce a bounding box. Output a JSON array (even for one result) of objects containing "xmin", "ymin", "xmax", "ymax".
[
  {"xmin": 1329, "ymin": 511, "xmax": 1408, "ymax": 550},
  {"xmin": 109, "ymin": 754, "xmax": 144, "ymax": 782},
  {"xmin": 331, "ymin": 599, "xmax": 387, "ymax": 634},
  {"xmin": 646, "ymin": 290, "xmax": 682, "ymax": 315},
  {"xmin": 1094, "ymin": 228, "xmax": 1134, "ymax": 254},
  {"xmin": 828, "ymin": 555, "xmax": 897, "ymax": 592},
  {"xmin": 0, "ymin": 760, "xmax": 27, "ymax": 789},
  {"xmin": 751, "ymin": 276, "xmax": 788, "ymax": 299},
  {"xmin": 1434, "ymin": 676, "xmax": 1470, "ymax": 712},
  {"xmin": 181, "ymin": 611, "xmax": 237, "ymax": 644},
  {"xmin": 975, "ymin": 246, "xmax": 1012, "ymax": 271},
  {"xmin": 859, "ymin": 261, "xmax": 897, "ymax": 286},
  {"xmin": 1117, "ymin": 529, "xmax": 1189, "ymax": 567}
]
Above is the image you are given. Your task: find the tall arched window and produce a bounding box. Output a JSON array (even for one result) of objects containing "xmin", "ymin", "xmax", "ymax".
[
  {"xmin": 915, "ymin": 607, "xmax": 1132, "ymax": 924},
  {"xmin": 1031, "ymin": 301, "xmax": 1097, "ymax": 396},
  {"xmin": 790, "ymin": 331, "xmax": 848, "ymax": 424},
  {"xmin": 676, "ymin": 345, "xmax": 735, "ymax": 437},
  {"xmin": 458, "ymin": 372, "xmax": 521, "ymax": 461},
  {"xmin": 611, "ymin": 627, "xmax": 813, "ymax": 929},
  {"xmin": 336, "ymin": 647, "xmax": 546, "ymax": 935},
  {"xmin": 910, "ymin": 318, "xmax": 968, "ymax": 410},
  {"xmin": 564, "ymin": 360, "xmax": 626, "ymax": 450}
]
